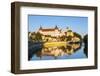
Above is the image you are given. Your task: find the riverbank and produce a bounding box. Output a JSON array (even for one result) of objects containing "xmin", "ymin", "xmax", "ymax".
[{"xmin": 43, "ymin": 42, "xmax": 67, "ymax": 47}]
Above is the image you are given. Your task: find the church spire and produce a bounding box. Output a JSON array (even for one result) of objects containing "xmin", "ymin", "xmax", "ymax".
[
  {"xmin": 39, "ymin": 26, "xmax": 42, "ymax": 30},
  {"xmin": 55, "ymin": 25, "xmax": 58, "ymax": 29}
]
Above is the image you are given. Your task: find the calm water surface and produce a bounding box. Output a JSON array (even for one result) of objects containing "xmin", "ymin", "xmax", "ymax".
[{"xmin": 29, "ymin": 42, "xmax": 87, "ymax": 61}]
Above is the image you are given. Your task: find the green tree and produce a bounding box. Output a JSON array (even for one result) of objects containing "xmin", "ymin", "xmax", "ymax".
[
  {"xmin": 35, "ymin": 32, "xmax": 42, "ymax": 41},
  {"xmin": 83, "ymin": 34, "xmax": 88, "ymax": 43},
  {"xmin": 73, "ymin": 32, "xmax": 82, "ymax": 40},
  {"xmin": 67, "ymin": 36, "xmax": 72, "ymax": 41},
  {"xmin": 31, "ymin": 32, "xmax": 36, "ymax": 40},
  {"xmin": 60, "ymin": 35, "xmax": 66, "ymax": 41}
]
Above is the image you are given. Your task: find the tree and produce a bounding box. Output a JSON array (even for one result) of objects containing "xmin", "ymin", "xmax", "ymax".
[
  {"xmin": 35, "ymin": 32, "xmax": 42, "ymax": 41},
  {"xmin": 60, "ymin": 35, "xmax": 66, "ymax": 41},
  {"xmin": 30, "ymin": 32, "xmax": 36, "ymax": 40},
  {"xmin": 83, "ymin": 34, "xmax": 88, "ymax": 43},
  {"xmin": 73, "ymin": 32, "xmax": 82, "ymax": 40},
  {"xmin": 28, "ymin": 32, "xmax": 43, "ymax": 42},
  {"xmin": 83, "ymin": 34, "xmax": 88, "ymax": 57},
  {"xmin": 67, "ymin": 36, "xmax": 72, "ymax": 41}
]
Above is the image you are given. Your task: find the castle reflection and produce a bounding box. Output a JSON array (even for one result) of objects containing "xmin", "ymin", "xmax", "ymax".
[{"xmin": 31, "ymin": 43, "xmax": 81, "ymax": 60}]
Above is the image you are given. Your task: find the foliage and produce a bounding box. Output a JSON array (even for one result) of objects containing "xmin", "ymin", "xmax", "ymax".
[
  {"xmin": 29, "ymin": 32, "xmax": 42, "ymax": 42},
  {"xmin": 67, "ymin": 36, "xmax": 72, "ymax": 41},
  {"xmin": 60, "ymin": 35, "xmax": 66, "ymax": 41},
  {"xmin": 35, "ymin": 32, "xmax": 42, "ymax": 41},
  {"xmin": 83, "ymin": 34, "xmax": 88, "ymax": 43},
  {"xmin": 73, "ymin": 32, "xmax": 82, "ymax": 40}
]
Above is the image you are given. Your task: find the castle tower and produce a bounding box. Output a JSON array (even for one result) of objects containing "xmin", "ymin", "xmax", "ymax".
[
  {"xmin": 39, "ymin": 26, "xmax": 42, "ymax": 30},
  {"xmin": 39, "ymin": 26, "xmax": 42, "ymax": 33},
  {"xmin": 66, "ymin": 27, "xmax": 74, "ymax": 37},
  {"xmin": 55, "ymin": 25, "xmax": 58, "ymax": 29}
]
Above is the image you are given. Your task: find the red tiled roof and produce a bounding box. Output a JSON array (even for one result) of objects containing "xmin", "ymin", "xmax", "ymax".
[
  {"xmin": 40, "ymin": 29, "xmax": 56, "ymax": 31},
  {"xmin": 39, "ymin": 26, "xmax": 59, "ymax": 32}
]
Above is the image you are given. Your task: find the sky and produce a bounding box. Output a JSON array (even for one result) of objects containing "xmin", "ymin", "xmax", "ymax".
[{"xmin": 28, "ymin": 15, "xmax": 88, "ymax": 36}]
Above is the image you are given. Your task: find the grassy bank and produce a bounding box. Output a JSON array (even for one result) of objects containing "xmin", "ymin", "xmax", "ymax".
[{"xmin": 44, "ymin": 42, "xmax": 67, "ymax": 47}]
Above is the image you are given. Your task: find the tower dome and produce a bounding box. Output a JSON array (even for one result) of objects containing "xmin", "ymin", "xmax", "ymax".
[{"xmin": 67, "ymin": 27, "xmax": 72, "ymax": 32}]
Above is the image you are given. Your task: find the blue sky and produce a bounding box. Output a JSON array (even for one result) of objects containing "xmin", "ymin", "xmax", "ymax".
[{"xmin": 28, "ymin": 15, "xmax": 88, "ymax": 36}]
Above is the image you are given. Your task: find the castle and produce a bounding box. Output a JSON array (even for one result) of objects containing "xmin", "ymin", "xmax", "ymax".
[
  {"xmin": 38, "ymin": 26, "xmax": 74, "ymax": 37},
  {"xmin": 28, "ymin": 25, "xmax": 81, "ymax": 42},
  {"xmin": 38, "ymin": 26, "xmax": 63, "ymax": 37}
]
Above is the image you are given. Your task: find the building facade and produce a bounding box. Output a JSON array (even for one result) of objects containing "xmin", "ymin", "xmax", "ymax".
[{"xmin": 38, "ymin": 26, "xmax": 64, "ymax": 37}]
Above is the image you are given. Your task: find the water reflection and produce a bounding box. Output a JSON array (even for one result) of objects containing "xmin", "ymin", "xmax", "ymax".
[{"xmin": 28, "ymin": 42, "xmax": 87, "ymax": 60}]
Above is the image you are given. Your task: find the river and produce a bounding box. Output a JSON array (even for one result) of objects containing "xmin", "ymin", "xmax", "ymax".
[{"xmin": 28, "ymin": 42, "xmax": 87, "ymax": 60}]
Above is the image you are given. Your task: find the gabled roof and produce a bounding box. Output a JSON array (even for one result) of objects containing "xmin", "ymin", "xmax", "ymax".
[
  {"xmin": 40, "ymin": 29, "xmax": 56, "ymax": 31},
  {"xmin": 39, "ymin": 26, "xmax": 59, "ymax": 32}
]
